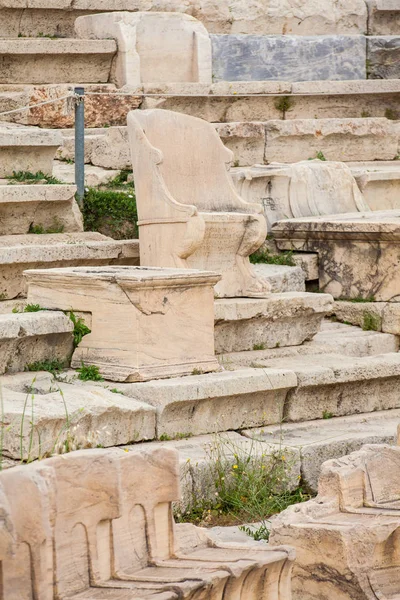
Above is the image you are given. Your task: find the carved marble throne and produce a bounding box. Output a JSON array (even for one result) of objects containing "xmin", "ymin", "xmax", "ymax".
[{"xmin": 127, "ymin": 109, "xmax": 270, "ymax": 298}]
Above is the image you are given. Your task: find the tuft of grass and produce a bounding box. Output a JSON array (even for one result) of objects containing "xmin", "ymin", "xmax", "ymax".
[
  {"xmin": 110, "ymin": 388, "xmax": 124, "ymax": 394},
  {"xmin": 322, "ymin": 410, "xmax": 334, "ymax": 419},
  {"xmin": 77, "ymin": 363, "xmax": 103, "ymax": 381},
  {"xmin": 250, "ymin": 248, "xmax": 295, "ymax": 267},
  {"xmin": 67, "ymin": 311, "xmax": 91, "ymax": 348},
  {"xmin": 191, "ymin": 368, "xmax": 204, "ymax": 375},
  {"xmin": 253, "ymin": 343, "xmax": 265, "ymax": 351},
  {"xmin": 385, "ymin": 108, "xmax": 398, "ymax": 121},
  {"xmin": 274, "ymin": 96, "xmax": 294, "ymax": 119},
  {"xmin": 362, "ymin": 312, "xmax": 381, "ymax": 332},
  {"xmin": 24, "ymin": 304, "xmax": 43, "ymax": 312},
  {"xmin": 26, "ymin": 359, "xmax": 65, "ymax": 374},
  {"xmin": 29, "ymin": 219, "xmax": 64, "ymax": 234},
  {"xmin": 82, "ymin": 188, "xmax": 138, "ymax": 239},
  {"xmin": 7, "ymin": 170, "xmax": 63, "ymax": 185},
  {"xmin": 103, "ymin": 170, "xmax": 134, "ymax": 189}
]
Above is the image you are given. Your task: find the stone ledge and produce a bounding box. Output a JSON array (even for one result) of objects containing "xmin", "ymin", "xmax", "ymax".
[{"xmin": 332, "ymin": 299, "xmax": 400, "ymax": 336}]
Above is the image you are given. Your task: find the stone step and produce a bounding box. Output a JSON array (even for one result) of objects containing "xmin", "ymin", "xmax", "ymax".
[
  {"xmin": 0, "ymin": 371, "xmax": 155, "ymax": 461},
  {"xmin": 57, "ymin": 117, "xmax": 400, "ymax": 170},
  {"xmin": 0, "ymin": 310, "xmax": 73, "ymax": 374},
  {"xmin": 369, "ymin": 0, "xmax": 400, "ymax": 35},
  {"xmin": 349, "ymin": 160, "xmax": 400, "ymax": 211},
  {"xmin": 0, "ymin": 0, "xmax": 369, "ymax": 38},
  {"xmin": 0, "ymin": 123, "xmax": 62, "ymax": 177},
  {"xmin": 0, "ymin": 232, "xmax": 139, "ymax": 299},
  {"xmin": 252, "ymin": 263, "xmax": 306, "ymax": 294},
  {"xmin": 0, "ymin": 39, "xmax": 116, "ymax": 85},
  {"xmin": 0, "ymin": 184, "xmax": 83, "ymax": 234},
  {"xmin": 3, "ymin": 80, "xmax": 400, "ymax": 128},
  {"xmin": 52, "ymin": 161, "xmax": 121, "ymax": 187}
]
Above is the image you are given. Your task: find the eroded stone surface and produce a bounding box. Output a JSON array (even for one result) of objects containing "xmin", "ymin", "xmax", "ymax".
[{"xmin": 367, "ymin": 35, "xmax": 400, "ymax": 78}]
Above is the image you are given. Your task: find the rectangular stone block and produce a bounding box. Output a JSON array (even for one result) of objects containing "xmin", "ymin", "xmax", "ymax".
[
  {"xmin": 367, "ymin": 35, "xmax": 400, "ymax": 78},
  {"xmin": 214, "ymin": 292, "xmax": 333, "ymax": 354},
  {"xmin": 211, "ymin": 34, "xmax": 366, "ymax": 82},
  {"xmin": 25, "ymin": 266, "xmax": 221, "ymax": 382},
  {"xmin": 264, "ymin": 118, "xmax": 399, "ymax": 163},
  {"xmin": 118, "ymin": 368, "xmax": 297, "ymax": 436},
  {"xmin": 0, "ymin": 124, "xmax": 62, "ymax": 177},
  {"xmin": 354, "ymin": 168, "xmax": 400, "ymax": 211}
]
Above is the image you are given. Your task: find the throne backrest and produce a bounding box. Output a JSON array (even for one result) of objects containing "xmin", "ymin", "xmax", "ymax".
[{"xmin": 129, "ymin": 109, "xmax": 251, "ymax": 217}]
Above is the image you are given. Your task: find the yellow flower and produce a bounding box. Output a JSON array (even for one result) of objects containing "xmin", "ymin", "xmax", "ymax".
[
  {"xmin": 281, "ymin": 455, "xmax": 286, "ymax": 461},
  {"xmin": 233, "ymin": 464, "xmax": 238, "ymax": 469}
]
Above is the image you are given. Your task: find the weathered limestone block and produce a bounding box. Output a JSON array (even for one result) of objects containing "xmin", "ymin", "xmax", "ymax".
[
  {"xmin": 0, "ymin": 374, "xmax": 156, "ymax": 459},
  {"xmin": 114, "ymin": 368, "xmax": 298, "ymax": 436},
  {"xmin": 211, "ymin": 35, "xmax": 366, "ymax": 82},
  {"xmin": 367, "ymin": 35, "xmax": 400, "ymax": 78},
  {"xmin": 253, "ymin": 263, "xmax": 305, "ymax": 293},
  {"xmin": 0, "ymin": 39, "xmax": 116, "ymax": 84},
  {"xmin": 355, "ymin": 168, "xmax": 400, "ymax": 211},
  {"xmin": 332, "ymin": 299, "xmax": 400, "ymax": 336},
  {"xmin": 264, "ymin": 118, "xmax": 399, "ymax": 163},
  {"xmin": 244, "ymin": 409, "xmax": 400, "ymax": 492},
  {"xmin": 215, "ymin": 121, "xmax": 265, "ymax": 166},
  {"xmin": 312, "ymin": 319, "xmax": 399, "ymax": 356},
  {"xmin": 367, "ymin": 0, "xmax": 400, "ymax": 35},
  {"xmin": 0, "ymin": 0, "xmax": 368, "ymax": 37},
  {"xmin": 269, "ymin": 441, "xmax": 400, "ymax": 600},
  {"xmin": 0, "ymin": 446, "xmax": 295, "ymax": 599},
  {"xmin": 0, "ymin": 232, "xmax": 139, "ymax": 300},
  {"xmin": 25, "ymin": 266, "xmax": 221, "ymax": 382},
  {"xmin": 292, "ymin": 253, "xmax": 319, "ymax": 281},
  {"xmin": 75, "ymin": 12, "xmax": 212, "ymax": 87},
  {"xmin": 53, "ymin": 161, "xmax": 122, "ymax": 186},
  {"xmin": 0, "ymin": 184, "xmax": 83, "ymax": 234},
  {"xmin": 0, "ymin": 123, "xmax": 63, "ymax": 177},
  {"xmin": 0, "ymin": 311, "xmax": 73, "ymax": 374},
  {"xmin": 232, "ymin": 161, "xmax": 368, "ymax": 231},
  {"xmin": 214, "ymin": 292, "xmax": 333, "ymax": 353},
  {"xmin": 128, "ymin": 109, "xmax": 271, "ymax": 298},
  {"xmin": 273, "ymin": 210, "xmax": 400, "ymax": 301}
]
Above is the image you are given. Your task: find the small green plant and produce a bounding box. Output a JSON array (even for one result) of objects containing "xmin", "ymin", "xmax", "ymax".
[
  {"xmin": 110, "ymin": 388, "xmax": 124, "ymax": 394},
  {"xmin": 361, "ymin": 110, "xmax": 371, "ymax": 118},
  {"xmin": 315, "ymin": 151, "xmax": 326, "ymax": 161},
  {"xmin": 24, "ymin": 304, "xmax": 43, "ymax": 312},
  {"xmin": 385, "ymin": 108, "xmax": 398, "ymax": 120},
  {"xmin": 77, "ymin": 363, "xmax": 103, "ymax": 381},
  {"xmin": 159, "ymin": 433, "xmax": 172, "ymax": 441},
  {"xmin": 362, "ymin": 312, "xmax": 381, "ymax": 332},
  {"xmin": 322, "ymin": 410, "xmax": 334, "ymax": 419},
  {"xmin": 191, "ymin": 368, "xmax": 204, "ymax": 375},
  {"xmin": 0, "ymin": 293, "xmax": 8, "ymax": 300},
  {"xmin": 82, "ymin": 188, "xmax": 138, "ymax": 239},
  {"xmin": 68, "ymin": 311, "xmax": 91, "ymax": 348},
  {"xmin": 7, "ymin": 171, "xmax": 63, "ymax": 185},
  {"xmin": 26, "ymin": 359, "xmax": 65, "ymax": 374},
  {"xmin": 274, "ymin": 96, "xmax": 294, "ymax": 119},
  {"xmin": 104, "ymin": 170, "xmax": 134, "ymax": 189},
  {"xmin": 250, "ymin": 248, "xmax": 295, "ymax": 267},
  {"xmin": 29, "ymin": 219, "xmax": 64, "ymax": 234},
  {"xmin": 253, "ymin": 343, "xmax": 265, "ymax": 351}
]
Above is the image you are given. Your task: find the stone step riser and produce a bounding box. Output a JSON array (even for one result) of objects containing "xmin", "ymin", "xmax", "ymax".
[{"xmin": 0, "ymin": 125, "xmax": 62, "ymax": 178}]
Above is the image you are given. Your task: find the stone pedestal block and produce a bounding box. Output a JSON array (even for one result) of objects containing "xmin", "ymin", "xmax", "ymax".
[{"xmin": 25, "ymin": 265, "xmax": 221, "ymax": 382}]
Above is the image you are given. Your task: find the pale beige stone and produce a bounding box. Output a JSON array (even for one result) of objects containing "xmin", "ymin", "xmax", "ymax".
[
  {"xmin": 214, "ymin": 292, "xmax": 333, "ymax": 353},
  {"xmin": 253, "ymin": 263, "xmax": 305, "ymax": 293},
  {"xmin": 0, "ymin": 184, "xmax": 83, "ymax": 234},
  {"xmin": 0, "ymin": 39, "xmax": 116, "ymax": 84},
  {"xmin": 114, "ymin": 368, "xmax": 297, "ymax": 436},
  {"xmin": 53, "ymin": 160, "xmax": 121, "ymax": 186},
  {"xmin": 75, "ymin": 12, "xmax": 212, "ymax": 87},
  {"xmin": 0, "ymin": 123, "xmax": 63, "ymax": 177},
  {"xmin": 368, "ymin": 0, "xmax": 400, "ymax": 34},
  {"xmin": 215, "ymin": 122, "xmax": 266, "ymax": 166},
  {"xmin": 264, "ymin": 118, "xmax": 399, "ymax": 163},
  {"xmin": 274, "ymin": 210, "xmax": 400, "ymax": 301},
  {"xmin": 355, "ymin": 168, "xmax": 400, "ymax": 211},
  {"xmin": 128, "ymin": 109, "xmax": 270, "ymax": 298},
  {"xmin": 232, "ymin": 161, "xmax": 368, "ymax": 231},
  {"xmin": 269, "ymin": 441, "xmax": 400, "ymax": 600},
  {"xmin": 0, "ymin": 310, "xmax": 73, "ymax": 374},
  {"xmin": 25, "ymin": 265, "xmax": 221, "ymax": 382},
  {"xmin": 291, "ymin": 253, "xmax": 319, "ymax": 281},
  {"xmin": 0, "ymin": 232, "xmax": 139, "ymax": 299}
]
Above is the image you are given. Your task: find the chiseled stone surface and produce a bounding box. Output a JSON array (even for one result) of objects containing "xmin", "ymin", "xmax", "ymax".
[
  {"xmin": 367, "ymin": 35, "xmax": 400, "ymax": 79},
  {"xmin": 269, "ymin": 440, "xmax": 400, "ymax": 600},
  {"xmin": 53, "ymin": 161, "xmax": 121, "ymax": 187},
  {"xmin": 0, "ymin": 311, "xmax": 73, "ymax": 375},
  {"xmin": 211, "ymin": 35, "xmax": 366, "ymax": 82},
  {"xmin": 368, "ymin": 0, "xmax": 400, "ymax": 35},
  {"xmin": 0, "ymin": 184, "xmax": 83, "ymax": 235},
  {"xmin": 214, "ymin": 292, "xmax": 333, "ymax": 354},
  {"xmin": 0, "ymin": 38, "xmax": 116, "ymax": 84},
  {"xmin": 332, "ymin": 299, "xmax": 400, "ymax": 336},
  {"xmin": 128, "ymin": 109, "xmax": 270, "ymax": 298},
  {"xmin": 0, "ymin": 372, "xmax": 156, "ymax": 459},
  {"xmin": 253, "ymin": 263, "xmax": 305, "ymax": 293},
  {"xmin": 311, "ymin": 319, "xmax": 399, "ymax": 356},
  {"xmin": 274, "ymin": 210, "xmax": 400, "ymax": 301},
  {"xmin": 0, "ymin": 123, "xmax": 62, "ymax": 177},
  {"xmin": 75, "ymin": 12, "xmax": 212, "ymax": 87},
  {"xmin": 214, "ymin": 121, "xmax": 265, "ymax": 166},
  {"xmin": 0, "ymin": 0, "xmax": 368, "ymax": 37},
  {"xmin": 26, "ymin": 266, "xmax": 221, "ymax": 382},
  {"xmin": 115, "ymin": 368, "xmax": 298, "ymax": 436},
  {"xmin": 0, "ymin": 446, "xmax": 294, "ymax": 599},
  {"xmin": 355, "ymin": 168, "xmax": 400, "ymax": 211},
  {"xmin": 264, "ymin": 118, "xmax": 399, "ymax": 163},
  {"xmin": 243, "ymin": 408, "xmax": 400, "ymax": 492},
  {"xmin": 0, "ymin": 232, "xmax": 139, "ymax": 299}
]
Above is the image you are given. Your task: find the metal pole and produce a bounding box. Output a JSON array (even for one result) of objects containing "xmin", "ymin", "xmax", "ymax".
[{"xmin": 74, "ymin": 87, "xmax": 85, "ymax": 206}]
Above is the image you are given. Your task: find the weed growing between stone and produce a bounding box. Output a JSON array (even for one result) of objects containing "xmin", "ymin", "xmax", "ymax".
[
  {"xmin": 28, "ymin": 219, "xmax": 65, "ymax": 234},
  {"xmin": 26, "ymin": 359, "xmax": 66, "ymax": 375},
  {"xmin": 77, "ymin": 364, "xmax": 103, "ymax": 382},
  {"xmin": 174, "ymin": 434, "xmax": 311, "ymax": 541},
  {"xmin": 82, "ymin": 187, "xmax": 138, "ymax": 239},
  {"xmin": 362, "ymin": 312, "xmax": 381, "ymax": 331},
  {"xmin": 67, "ymin": 311, "xmax": 91, "ymax": 348},
  {"xmin": 12, "ymin": 303, "xmax": 43, "ymax": 313},
  {"xmin": 250, "ymin": 248, "xmax": 295, "ymax": 267},
  {"xmin": 7, "ymin": 170, "xmax": 63, "ymax": 185}
]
